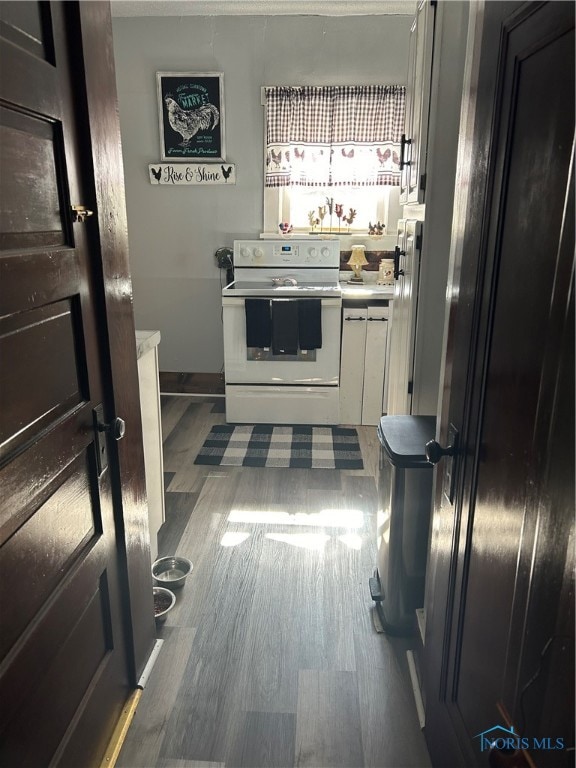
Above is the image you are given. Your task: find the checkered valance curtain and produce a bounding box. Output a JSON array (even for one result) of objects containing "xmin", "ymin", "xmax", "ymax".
[{"xmin": 265, "ymin": 85, "xmax": 405, "ymax": 188}]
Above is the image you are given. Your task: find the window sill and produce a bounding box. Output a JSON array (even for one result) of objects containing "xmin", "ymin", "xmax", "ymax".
[
  {"xmin": 259, "ymin": 232, "xmax": 397, "ymax": 250},
  {"xmin": 259, "ymin": 231, "xmax": 340, "ymax": 239}
]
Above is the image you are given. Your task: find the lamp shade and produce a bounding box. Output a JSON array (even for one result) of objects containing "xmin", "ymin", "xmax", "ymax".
[
  {"xmin": 348, "ymin": 245, "xmax": 368, "ymax": 267},
  {"xmin": 347, "ymin": 245, "xmax": 368, "ymax": 283}
]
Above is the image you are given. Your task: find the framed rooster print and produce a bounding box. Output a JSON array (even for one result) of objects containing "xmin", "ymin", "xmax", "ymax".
[{"xmin": 157, "ymin": 72, "xmax": 226, "ymax": 162}]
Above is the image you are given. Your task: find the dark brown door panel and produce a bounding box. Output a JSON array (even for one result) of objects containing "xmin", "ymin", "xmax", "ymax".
[
  {"xmin": 0, "ymin": 18, "xmax": 59, "ymax": 118},
  {"xmin": 0, "ymin": 2, "xmax": 152, "ymax": 764},
  {"xmin": 0, "ymin": 105, "xmax": 69, "ymax": 251},
  {"xmin": 0, "ymin": 409, "xmax": 94, "ymax": 542},
  {"xmin": 0, "ymin": 250, "xmax": 82, "ymax": 314},
  {"xmin": 0, "ymin": 1, "xmax": 54, "ymax": 63},
  {"xmin": 0, "ymin": 298, "xmax": 88, "ymax": 459},
  {"xmin": 424, "ymin": 2, "xmax": 575, "ymax": 765},
  {"xmin": 0, "ymin": 448, "xmax": 103, "ymax": 659},
  {"xmin": 0, "ymin": 568, "xmax": 123, "ymax": 766}
]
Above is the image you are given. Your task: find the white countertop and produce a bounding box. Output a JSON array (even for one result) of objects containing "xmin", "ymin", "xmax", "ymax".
[
  {"xmin": 135, "ymin": 329, "xmax": 161, "ymax": 359},
  {"xmin": 339, "ymin": 281, "xmax": 395, "ymax": 299}
]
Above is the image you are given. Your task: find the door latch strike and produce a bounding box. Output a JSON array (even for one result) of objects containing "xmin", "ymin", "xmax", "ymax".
[
  {"xmin": 71, "ymin": 205, "xmax": 94, "ymax": 223},
  {"xmin": 93, "ymin": 404, "xmax": 108, "ymax": 475}
]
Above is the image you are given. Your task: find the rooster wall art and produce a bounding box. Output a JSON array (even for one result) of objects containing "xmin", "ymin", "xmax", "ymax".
[{"xmin": 164, "ymin": 96, "xmax": 220, "ymax": 147}]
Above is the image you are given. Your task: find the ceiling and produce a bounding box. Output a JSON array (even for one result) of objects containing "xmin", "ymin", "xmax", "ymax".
[{"xmin": 110, "ymin": 0, "xmax": 417, "ymax": 17}]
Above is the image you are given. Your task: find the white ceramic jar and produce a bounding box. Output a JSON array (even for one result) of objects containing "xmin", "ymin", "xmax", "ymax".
[{"xmin": 377, "ymin": 258, "xmax": 395, "ymax": 285}]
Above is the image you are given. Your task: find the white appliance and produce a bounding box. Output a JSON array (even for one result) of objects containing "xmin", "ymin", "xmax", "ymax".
[
  {"xmin": 386, "ymin": 219, "xmax": 422, "ymax": 415},
  {"xmin": 222, "ymin": 239, "xmax": 341, "ymax": 424}
]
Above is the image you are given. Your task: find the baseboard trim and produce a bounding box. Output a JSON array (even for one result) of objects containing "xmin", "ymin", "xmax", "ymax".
[
  {"xmin": 406, "ymin": 650, "xmax": 426, "ymax": 729},
  {"xmin": 137, "ymin": 638, "xmax": 164, "ymax": 689},
  {"xmin": 159, "ymin": 371, "xmax": 225, "ymax": 395},
  {"xmin": 98, "ymin": 688, "xmax": 142, "ymax": 768}
]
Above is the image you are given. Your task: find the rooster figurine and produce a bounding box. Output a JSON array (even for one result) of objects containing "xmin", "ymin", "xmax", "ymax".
[
  {"xmin": 344, "ymin": 208, "xmax": 357, "ymax": 231},
  {"xmin": 308, "ymin": 210, "xmax": 319, "ymax": 232},
  {"xmin": 335, "ymin": 203, "xmax": 344, "ymax": 231},
  {"xmin": 164, "ymin": 96, "xmax": 219, "ymax": 146}
]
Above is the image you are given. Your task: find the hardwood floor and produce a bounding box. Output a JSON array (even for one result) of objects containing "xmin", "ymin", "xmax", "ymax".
[
  {"xmin": 117, "ymin": 396, "xmax": 431, "ymax": 768},
  {"xmin": 159, "ymin": 372, "xmax": 225, "ymax": 395}
]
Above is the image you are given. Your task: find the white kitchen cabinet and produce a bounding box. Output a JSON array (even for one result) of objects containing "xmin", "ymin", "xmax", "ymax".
[
  {"xmin": 340, "ymin": 304, "xmax": 390, "ymax": 426},
  {"xmin": 386, "ymin": 220, "xmax": 422, "ymax": 415},
  {"xmin": 135, "ymin": 330, "xmax": 164, "ymax": 562},
  {"xmin": 400, "ymin": 0, "xmax": 436, "ymax": 205}
]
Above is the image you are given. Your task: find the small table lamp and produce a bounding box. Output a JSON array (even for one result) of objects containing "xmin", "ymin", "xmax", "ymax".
[{"xmin": 347, "ymin": 245, "xmax": 368, "ymax": 283}]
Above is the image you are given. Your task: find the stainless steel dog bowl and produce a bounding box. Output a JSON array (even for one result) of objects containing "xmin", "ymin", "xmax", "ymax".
[
  {"xmin": 153, "ymin": 586, "xmax": 176, "ymax": 623},
  {"xmin": 152, "ymin": 556, "xmax": 193, "ymax": 589}
]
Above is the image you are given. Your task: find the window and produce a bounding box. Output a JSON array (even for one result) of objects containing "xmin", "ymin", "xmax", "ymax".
[
  {"xmin": 264, "ymin": 185, "xmax": 400, "ymax": 236},
  {"xmin": 263, "ymin": 85, "xmax": 405, "ymax": 236}
]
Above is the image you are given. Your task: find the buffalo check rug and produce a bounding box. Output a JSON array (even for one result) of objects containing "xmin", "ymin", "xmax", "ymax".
[{"xmin": 194, "ymin": 425, "xmax": 364, "ymax": 469}]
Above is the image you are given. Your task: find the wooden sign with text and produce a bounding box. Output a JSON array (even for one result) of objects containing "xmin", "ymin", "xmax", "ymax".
[{"xmin": 148, "ymin": 163, "xmax": 236, "ymax": 185}]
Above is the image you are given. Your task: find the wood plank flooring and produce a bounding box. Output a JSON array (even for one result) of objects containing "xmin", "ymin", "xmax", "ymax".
[
  {"xmin": 159, "ymin": 372, "xmax": 225, "ymax": 395},
  {"xmin": 117, "ymin": 396, "xmax": 431, "ymax": 768}
]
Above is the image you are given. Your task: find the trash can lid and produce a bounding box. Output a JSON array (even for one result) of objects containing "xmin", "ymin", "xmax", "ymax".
[{"xmin": 377, "ymin": 415, "xmax": 436, "ymax": 468}]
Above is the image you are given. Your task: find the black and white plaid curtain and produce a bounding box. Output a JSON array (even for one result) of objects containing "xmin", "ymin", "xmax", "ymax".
[{"xmin": 265, "ymin": 85, "xmax": 405, "ymax": 188}]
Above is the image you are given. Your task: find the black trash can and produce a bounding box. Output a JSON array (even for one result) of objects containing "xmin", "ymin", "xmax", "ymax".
[{"xmin": 371, "ymin": 415, "xmax": 436, "ymax": 634}]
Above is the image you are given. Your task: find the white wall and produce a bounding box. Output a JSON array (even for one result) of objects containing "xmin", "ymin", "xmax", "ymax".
[{"xmin": 112, "ymin": 14, "xmax": 412, "ymax": 373}]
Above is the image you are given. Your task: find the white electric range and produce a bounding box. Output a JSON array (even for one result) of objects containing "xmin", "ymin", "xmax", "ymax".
[{"xmin": 222, "ymin": 238, "xmax": 342, "ymax": 424}]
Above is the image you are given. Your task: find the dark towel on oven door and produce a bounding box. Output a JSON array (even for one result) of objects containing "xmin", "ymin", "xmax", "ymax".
[
  {"xmin": 271, "ymin": 299, "xmax": 299, "ymax": 355},
  {"xmin": 298, "ymin": 299, "xmax": 322, "ymax": 350},
  {"xmin": 245, "ymin": 299, "xmax": 271, "ymax": 348}
]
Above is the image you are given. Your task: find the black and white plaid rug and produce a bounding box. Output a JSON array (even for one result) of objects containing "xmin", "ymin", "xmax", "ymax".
[{"xmin": 194, "ymin": 425, "xmax": 363, "ymax": 469}]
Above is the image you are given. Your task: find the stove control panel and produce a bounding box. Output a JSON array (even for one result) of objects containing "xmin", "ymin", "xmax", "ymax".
[{"xmin": 234, "ymin": 239, "xmax": 340, "ymax": 268}]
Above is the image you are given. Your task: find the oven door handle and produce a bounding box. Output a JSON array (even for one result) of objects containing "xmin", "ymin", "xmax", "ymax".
[
  {"xmin": 223, "ymin": 296, "xmax": 341, "ymax": 307},
  {"xmin": 270, "ymin": 297, "xmax": 342, "ymax": 306}
]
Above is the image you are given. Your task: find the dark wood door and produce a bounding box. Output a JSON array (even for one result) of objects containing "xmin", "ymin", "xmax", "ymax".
[
  {"xmin": 424, "ymin": 2, "xmax": 574, "ymax": 766},
  {"xmin": 0, "ymin": 3, "xmax": 152, "ymax": 765}
]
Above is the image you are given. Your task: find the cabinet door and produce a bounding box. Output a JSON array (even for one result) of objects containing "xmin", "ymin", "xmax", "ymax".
[
  {"xmin": 361, "ymin": 306, "xmax": 389, "ymax": 425},
  {"xmin": 386, "ymin": 220, "xmax": 422, "ymax": 414},
  {"xmin": 401, "ymin": 0, "xmax": 436, "ymax": 205},
  {"xmin": 340, "ymin": 308, "xmax": 367, "ymax": 425},
  {"xmin": 400, "ymin": 15, "xmax": 418, "ymax": 205}
]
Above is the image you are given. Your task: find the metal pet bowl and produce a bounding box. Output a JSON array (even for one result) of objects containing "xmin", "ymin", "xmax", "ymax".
[
  {"xmin": 153, "ymin": 586, "xmax": 176, "ymax": 623},
  {"xmin": 152, "ymin": 556, "xmax": 193, "ymax": 589}
]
